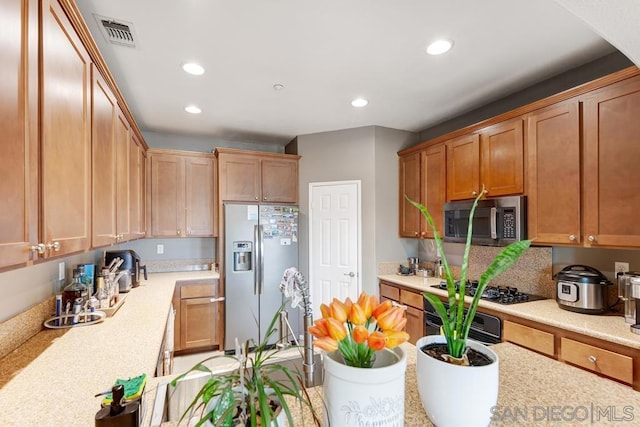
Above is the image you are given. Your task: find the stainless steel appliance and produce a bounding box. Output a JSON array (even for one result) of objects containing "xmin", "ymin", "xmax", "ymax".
[
  {"xmin": 224, "ymin": 204, "xmax": 299, "ymax": 350},
  {"xmin": 104, "ymin": 250, "xmax": 147, "ymax": 288},
  {"xmin": 408, "ymin": 257, "xmax": 419, "ymax": 274},
  {"xmin": 424, "ymin": 299, "xmax": 501, "ymax": 345},
  {"xmin": 554, "ymin": 265, "xmax": 612, "ymax": 314},
  {"xmin": 617, "ymin": 272, "xmax": 640, "ymax": 326},
  {"xmin": 430, "ymin": 280, "xmax": 546, "ymax": 305},
  {"xmin": 443, "ymin": 196, "xmax": 526, "ymax": 246}
]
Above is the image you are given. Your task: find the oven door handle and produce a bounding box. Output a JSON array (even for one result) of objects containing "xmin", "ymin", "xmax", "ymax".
[{"xmin": 490, "ymin": 207, "xmax": 498, "ymax": 239}]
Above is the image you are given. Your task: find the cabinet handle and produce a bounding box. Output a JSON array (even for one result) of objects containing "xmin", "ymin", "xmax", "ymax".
[
  {"xmin": 177, "ymin": 229, "xmax": 181, "ymax": 236},
  {"xmin": 46, "ymin": 241, "xmax": 61, "ymax": 252},
  {"xmin": 472, "ymin": 191, "xmax": 477, "ymax": 196},
  {"xmin": 421, "ymin": 231, "xmax": 426, "ymax": 237},
  {"xmin": 263, "ymin": 196, "xmax": 267, "ymax": 201},
  {"xmin": 569, "ymin": 234, "xmax": 576, "ymax": 242},
  {"xmin": 588, "ymin": 355, "xmax": 597, "ymax": 363},
  {"xmin": 29, "ymin": 244, "xmax": 46, "ymax": 255},
  {"xmin": 588, "ymin": 235, "xmax": 597, "ymax": 243},
  {"xmin": 254, "ymin": 196, "xmax": 259, "ymax": 200},
  {"xmin": 210, "ymin": 297, "xmax": 225, "ymax": 303},
  {"xmin": 414, "ymin": 231, "xmax": 419, "ymax": 237},
  {"xmin": 391, "ymin": 301, "xmax": 407, "ymax": 310},
  {"xmin": 483, "ymin": 189, "xmax": 488, "ymax": 194}
]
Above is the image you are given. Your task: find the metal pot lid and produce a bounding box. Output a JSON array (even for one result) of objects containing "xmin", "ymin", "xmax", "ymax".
[{"xmin": 554, "ymin": 264, "xmax": 612, "ymax": 285}]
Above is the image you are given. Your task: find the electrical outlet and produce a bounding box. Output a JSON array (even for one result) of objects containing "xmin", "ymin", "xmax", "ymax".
[
  {"xmin": 615, "ymin": 262, "xmax": 629, "ymax": 274},
  {"xmin": 156, "ymin": 244, "xmax": 164, "ymax": 254},
  {"xmin": 58, "ymin": 262, "xmax": 65, "ymax": 281}
]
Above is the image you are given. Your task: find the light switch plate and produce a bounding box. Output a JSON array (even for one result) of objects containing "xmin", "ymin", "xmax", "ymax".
[{"xmin": 157, "ymin": 244, "xmax": 164, "ymax": 254}]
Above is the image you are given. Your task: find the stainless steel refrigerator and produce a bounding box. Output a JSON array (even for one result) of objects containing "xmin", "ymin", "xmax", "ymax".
[{"xmin": 224, "ymin": 203, "xmax": 300, "ymax": 350}]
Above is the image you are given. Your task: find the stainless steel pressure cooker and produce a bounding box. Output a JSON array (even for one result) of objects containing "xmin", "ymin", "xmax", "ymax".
[{"xmin": 554, "ymin": 265, "xmax": 612, "ymax": 314}]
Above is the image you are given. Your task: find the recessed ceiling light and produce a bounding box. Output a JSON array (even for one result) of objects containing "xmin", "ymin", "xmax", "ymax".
[
  {"xmin": 185, "ymin": 105, "xmax": 201, "ymax": 114},
  {"xmin": 351, "ymin": 98, "xmax": 368, "ymax": 107},
  {"xmin": 426, "ymin": 39, "xmax": 453, "ymax": 55},
  {"xmin": 182, "ymin": 62, "xmax": 205, "ymax": 76},
  {"xmin": 273, "ymin": 83, "xmax": 285, "ymax": 91}
]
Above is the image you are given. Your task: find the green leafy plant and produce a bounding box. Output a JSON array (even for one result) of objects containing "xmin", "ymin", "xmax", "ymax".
[
  {"xmin": 406, "ymin": 189, "xmax": 531, "ymax": 362},
  {"xmin": 171, "ymin": 303, "xmax": 320, "ymax": 426}
]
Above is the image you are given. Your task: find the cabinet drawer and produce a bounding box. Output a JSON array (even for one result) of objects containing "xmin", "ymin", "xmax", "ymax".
[
  {"xmin": 380, "ymin": 283, "xmax": 399, "ymax": 301},
  {"xmin": 400, "ymin": 289, "xmax": 423, "ymax": 309},
  {"xmin": 560, "ymin": 337, "xmax": 633, "ymax": 384},
  {"xmin": 503, "ymin": 320, "xmax": 555, "ymax": 356},
  {"xmin": 181, "ymin": 283, "xmax": 216, "ymax": 299}
]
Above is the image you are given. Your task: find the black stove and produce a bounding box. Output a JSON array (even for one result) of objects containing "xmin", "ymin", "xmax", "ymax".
[{"xmin": 431, "ymin": 280, "xmax": 546, "ymax": 305}]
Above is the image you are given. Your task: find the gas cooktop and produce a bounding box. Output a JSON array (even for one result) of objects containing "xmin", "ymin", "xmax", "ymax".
[{"xmin": 430, "ymin": 280, "xmax": 546, "ymax": 305}]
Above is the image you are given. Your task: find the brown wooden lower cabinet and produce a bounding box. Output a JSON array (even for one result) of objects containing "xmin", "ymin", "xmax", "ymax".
[
  {"xmin": 379, "ymin": 281, "xmax": 424, "ymax": 345},
  {"xmin": 487, "ymin": 308, "xmax": 640, "ymax": 390},
  {"xmin": 173, "ymin": 280, "xmax": 223, "ymax": 353}
]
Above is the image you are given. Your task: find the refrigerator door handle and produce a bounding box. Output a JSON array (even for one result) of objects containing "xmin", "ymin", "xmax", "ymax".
[
  {"xmin": 254, "ymin": 224, "xmax": 259, "ymax": 295},
  {"xmin": 258, "ymin": 224, "xmax": 265, "ymax": 294}
]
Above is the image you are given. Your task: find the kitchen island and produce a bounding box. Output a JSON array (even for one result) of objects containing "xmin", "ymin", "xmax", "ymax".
[{"xmin": 149, "ymin": 341, "xmax": 640, "ymax": 426}]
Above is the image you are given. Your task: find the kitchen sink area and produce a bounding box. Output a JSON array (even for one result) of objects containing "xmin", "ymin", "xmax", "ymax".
[{"xmin": 150, "ymin": 350, "xmax": 324, "ymax": 426}]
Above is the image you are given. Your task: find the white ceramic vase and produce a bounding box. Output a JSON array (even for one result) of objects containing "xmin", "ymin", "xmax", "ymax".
[
  {"xmin": 415, "ymin": 335, "xmax": 499, "ymax": 427},
  {"xmin": 323, "ymin": 346, "xmax": 407, "ymax": 426}
]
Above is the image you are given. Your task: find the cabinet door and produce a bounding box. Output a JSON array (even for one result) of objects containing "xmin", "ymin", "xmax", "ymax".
[
  {"xmin": 218, "ymin": 153, "xmax": 260, "ymax": 202},
  {"xmin": 115, "ymin": 110, "xmax": 131, "ymax": 241},
  {"xmin": 399, "ymin": 152, "xmax": 422, "ymax": 237},
  {"xmin": 185, "ymin": 157, "xmax": 214, "ymax": 236},
  {"xmin": 405, "ymin": 306, "xmax": 424, "ymax": 346},
  {"xmin": 584, "ymin": 76, "xmax": 640, "ymax": 248},
  {"xmin": 91, "ymin": 68, "xmax": 118, "ymax": 248},
  {"xmin": 151, "ymin": 154, "xmax": 184, "ymax": 237},
  {"xmin": 41, "ymin": 0, "xmax": 92, "ymax": 257},
  {"xmin": 261, "ymin": 158, "xmax": 298, "ymax": 203},
  {"xmin": 527, "ymin": 102, "xmax": 581, "ymax": 245},
  {"xmin": 0, "ymin": 0, "xmax": 38, "ymax": 267},
  {"xmin": 129, "ymin": 133, "xmax": 146, "ymax": 239},
  {"xmin": 480, "ymin": 118, "xmax": 524, "ymax": 197},
  {"xmin": 423, "ymin": 144, "xmax": 446, "ymax": 238},
  {"xmin": 180, "ymin": 297, "xmax": 218, "ymax": 350},
  {"xmin": 446, "ymin": 134, "xmax": 480, "ymax": 201}
]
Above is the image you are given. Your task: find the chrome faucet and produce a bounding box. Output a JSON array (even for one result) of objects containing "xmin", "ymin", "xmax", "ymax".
[{"xmin": 280, "ymin": 268, "xmax": 315, "ymax": 388}]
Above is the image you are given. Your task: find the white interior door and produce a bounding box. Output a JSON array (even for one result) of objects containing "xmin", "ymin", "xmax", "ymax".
[{"xmin": 309, "ymin": 181, "xmax": 361, "ymax": 318}]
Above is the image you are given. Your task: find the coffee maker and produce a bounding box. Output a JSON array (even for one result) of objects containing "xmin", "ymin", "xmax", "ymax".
[{"xmin": 617, "ymin": 272, "xmax": 640, "ymax": 334}]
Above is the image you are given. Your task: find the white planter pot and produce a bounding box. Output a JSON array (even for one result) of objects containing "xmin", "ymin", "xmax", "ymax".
[
  {"xmin": 415, "ymin": 336, "xmax": 499, "ymax": 427},
  {"xmin": 323, "ymin": 346, "xmax": 407, "ymax": 426}
]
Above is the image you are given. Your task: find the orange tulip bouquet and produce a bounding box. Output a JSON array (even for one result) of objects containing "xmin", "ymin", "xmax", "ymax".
[{"xmin": 309, "ymin": 292, "xmax": 410, "ymax": 368}]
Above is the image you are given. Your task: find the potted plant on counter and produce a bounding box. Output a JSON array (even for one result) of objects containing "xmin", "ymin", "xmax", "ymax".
[
  {"xmin": 171, "ymin": 304, "xmax": 320, "ymax": 426},
  {"xmin": 407, "ymin": 189, "xmax": 531, "ymax": 427},
  {"xmin": 308, "ymin": 291, "xmax": 410, "ymax": 426}
]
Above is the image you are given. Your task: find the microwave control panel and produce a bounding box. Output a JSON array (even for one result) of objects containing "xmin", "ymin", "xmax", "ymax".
[{"xmin": 502, "ymin": 208, "xmax": 516, "ymax": 239}]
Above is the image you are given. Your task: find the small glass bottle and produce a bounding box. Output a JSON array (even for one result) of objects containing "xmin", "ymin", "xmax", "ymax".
[
  {"xmin": 78, "ymin": 265, "xmax": 93, "ymax": 296},
  {"xmin": 63, "ymin": 269, "xmax": 88, "ymax": 311},
  {"xmin": 95, "ymin": 276, "xmax": 110, "ymax": 309}
]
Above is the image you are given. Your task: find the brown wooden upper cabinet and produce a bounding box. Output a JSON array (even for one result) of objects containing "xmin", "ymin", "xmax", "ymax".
[
  {"xmin": 216, "ymin": 148, "xmax": 300, "ymax": 204},
  {"xmin": 527, "ymin": 101, "xmax": 581, "ymax": 246},
  {"xmin": 583, "ymin": 76, "xmax": 640, "ymax": 248},
  {"xmin": 0, "ymin": 0, "xmax": 39, "ymax": 269},
  {"xmin": 446, "ymin": 118, "xmax": 524, "ymax": 201},
  {"xmin": 149, "ymin": 150, "xmax": 215, "ymax": 238},
  {"xmin": 129, "ymin": 133, "xmax": 147, "ymax": 239},
  {"xmin": 40, "ymin": 0, "xmax": 92, "ymax": 258},
  {"xmin": 399, "ymin": 144, "xmax": 446, "ymax": 238}
]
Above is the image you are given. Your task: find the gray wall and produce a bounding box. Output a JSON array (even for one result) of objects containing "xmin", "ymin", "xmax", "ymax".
[
  {"xmin": 109, "ymin": 237, "xmax": 215, "ymax": 262},
  {"xmin": 143, "ymin": 130, "xmax": 284, "ymax": 153},
  {"xmin": 418, "ymin": 51, "xmax": 633, "ymax": 142},
  {"xmin": 293, "ymin": 125, "xmax": 417, "ymax": 295}
]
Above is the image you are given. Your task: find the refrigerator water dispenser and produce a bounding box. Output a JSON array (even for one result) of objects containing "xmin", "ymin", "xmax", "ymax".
[{"xmin": 233, "ymin": 241, "xmax": 253, "ymax": 272}]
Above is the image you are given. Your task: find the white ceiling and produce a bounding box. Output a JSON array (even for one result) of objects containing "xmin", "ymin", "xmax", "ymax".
[{"xmin": 75, "ymin": 0, "xmax": 625, "ymax": 146}]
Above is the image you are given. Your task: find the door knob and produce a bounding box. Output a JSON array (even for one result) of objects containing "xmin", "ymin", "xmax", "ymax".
[
  {"xmin": 29, "ymin": 244, "xmax": 46, "ymax": 255},
  {"xmin": 343, "ymin": 272, "xmax": 356, "ymax": 278},
  {"xmin": 46, "ymin": 241, "xmax": 60, "ymax": 252}
]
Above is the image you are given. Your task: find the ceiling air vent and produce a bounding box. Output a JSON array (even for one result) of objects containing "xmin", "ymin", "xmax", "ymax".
[{"xmin": 94, "ymin": 14, "xmax": 137, "ymax": 48}]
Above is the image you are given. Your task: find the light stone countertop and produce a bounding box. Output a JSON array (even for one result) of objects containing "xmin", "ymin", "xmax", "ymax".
[
  {"xmin": 0, "ymin": 271, "xmax": 218, "ymax": 427},
  {"xmin": 378, "ymin": 274, "xmax": 640, "ymax": 350},
  {"xmin": 156, "ymin": 342, "xmax": 639, "ymax": 426}
]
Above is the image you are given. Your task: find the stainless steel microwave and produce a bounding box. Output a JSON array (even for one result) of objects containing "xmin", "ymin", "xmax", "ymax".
[{"xmin": 443, "ymin": 196, "xmax": 527, "ymax": 246}]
